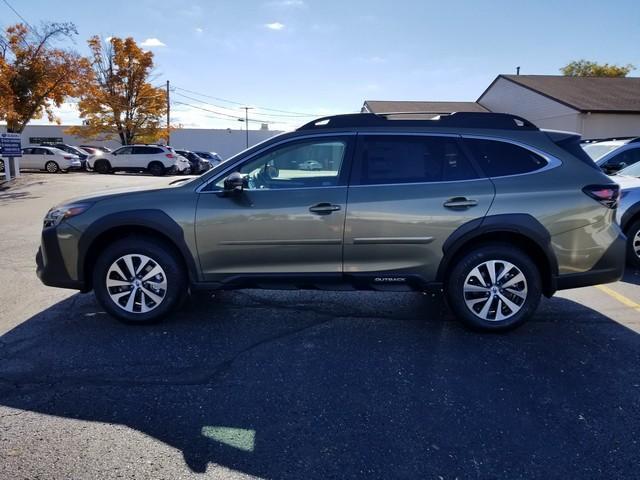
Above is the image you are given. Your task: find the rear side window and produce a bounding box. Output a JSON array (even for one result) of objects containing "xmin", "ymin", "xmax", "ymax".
[
  {"xmin": 463, "ymin": 138, "xmax": 547, "ymax": 177},
  {"xmin": 355, "ymin": 135, "xmax": 479, "ymax": 185},
  {"xmin": 133, "ymin": 146, "xmax": 163, "ymax": 154}
]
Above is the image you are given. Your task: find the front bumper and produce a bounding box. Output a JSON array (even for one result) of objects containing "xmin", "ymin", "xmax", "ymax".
[
  {"xmin": 36, "ymin": 226, "xmax": 85, "ymax": 291},
  {"xmin": 555, "ymin": 230, "xmax": 626, "ymax": 291}
]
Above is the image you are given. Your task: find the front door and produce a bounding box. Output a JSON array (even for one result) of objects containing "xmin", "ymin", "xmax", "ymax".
[
  {"xmin": 343, "ymin": 133, "xmax": 495, "ymax": 285},
  {"xmin": 111, "ymin": 146, "xmax": 133, "ymax": 168},
  {"xmin": 195, "ymin": 136, "xmax": 354, "ymax": 282}
]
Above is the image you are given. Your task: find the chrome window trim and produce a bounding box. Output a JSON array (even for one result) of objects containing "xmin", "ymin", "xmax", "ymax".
[{"xmin": 195, "ymin": 132, "xmax": 356, "ymax": 194}]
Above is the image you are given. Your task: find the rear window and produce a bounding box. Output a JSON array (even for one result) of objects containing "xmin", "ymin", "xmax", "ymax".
[
  {"xmin": 355, "ymin": 135, "xmax": 479, "ymax": 185},
  {"xmin": 463, "ymin": 138, "xmax": 547, "ymax": 177}
]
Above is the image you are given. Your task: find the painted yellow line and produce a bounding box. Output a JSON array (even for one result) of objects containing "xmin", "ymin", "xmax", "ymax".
[{"xmin": 596, "ymin": 285, "xmax": 640, "ymax": 313}]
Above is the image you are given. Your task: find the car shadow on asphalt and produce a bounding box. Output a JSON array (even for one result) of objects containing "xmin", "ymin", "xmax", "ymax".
[
  {"xmin": 0, "ymin": 290, "xmax": 639, "ymax": 478},
  {"xmin": 621, "ymin": 267, "xmax": 640, "ymax": 286}
]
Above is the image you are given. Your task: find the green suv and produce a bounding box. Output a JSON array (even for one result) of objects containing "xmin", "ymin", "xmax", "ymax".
[{"xmin": 36, "ymin": 113, "xmax": 625, "ymax": 331}]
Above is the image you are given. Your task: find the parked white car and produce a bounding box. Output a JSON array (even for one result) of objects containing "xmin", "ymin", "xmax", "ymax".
[
  {"xmin": 1, "ymin": 146, "xmax": 82, "ymax": 173},
  {"xmin": 87, "ymin": 144, "xmax": 189, "ymax": 176}
]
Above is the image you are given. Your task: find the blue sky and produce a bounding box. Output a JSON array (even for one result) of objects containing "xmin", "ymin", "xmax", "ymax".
[{"xmin": 3, "ymin": 0, "xmax": 639, "ymax": 130}]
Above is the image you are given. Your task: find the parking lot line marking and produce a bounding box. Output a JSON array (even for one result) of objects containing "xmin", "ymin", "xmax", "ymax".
[{"xmin": 596, "ymin": 285, "xmax": 640, "ymax": 313}]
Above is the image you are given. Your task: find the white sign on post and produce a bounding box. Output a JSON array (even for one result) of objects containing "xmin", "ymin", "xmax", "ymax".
[{"xmin": 0, "ymin": 133, "xmax": 22, "ymax": 181}]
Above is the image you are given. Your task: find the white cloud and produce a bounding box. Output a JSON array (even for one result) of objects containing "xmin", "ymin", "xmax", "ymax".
[
  {"xmin": 265, "ymin": 22, "xmax": 285, "ymax": 30},
  {"xmin": 195, "ymin": 27, "xmax": 204, "ymax": 34},
  {"xmin": 140, "ymin": 38, "xmax": 166, "ymax": 48},
  {"xmin": 105, "ymin": 36, "xmax": 113, "ymax": 42},
  {"xmin": 267, "ymin": 0, "xmax": 305, "ymax": 6}
]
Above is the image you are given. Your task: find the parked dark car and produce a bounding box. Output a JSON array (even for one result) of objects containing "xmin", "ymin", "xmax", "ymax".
[
  {"xmin": 175, "ymin": 149, "xmax": 211, "ymax": 174},
  {"xmin": 194, "ymin": 151, "xmax": 223, "ymax": 167},
  {"xmin": 80, "ymin": 145, "xmax": 112, "ymax": 154}
]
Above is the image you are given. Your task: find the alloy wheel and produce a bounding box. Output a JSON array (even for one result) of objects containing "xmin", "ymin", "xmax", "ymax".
[
  {"xmin": 634, "ymin": 230, "xmax": 640, "ymax": 259},
  {"xmin": 463, "ymin": 260, "xmax": 528, "ymax": 321},
  {"xmin": 105, "ymin": 254, "xmax": 168, "ymax": 313}
]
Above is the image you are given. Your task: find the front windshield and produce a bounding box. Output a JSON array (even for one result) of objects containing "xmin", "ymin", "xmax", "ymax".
[
  {"xmin": 618, "ymin": 162, "xmax": 640, "ymax": 177},
  {"xmin": 582, "ymin": 143, "xmax": 623, "ymax": 161}
]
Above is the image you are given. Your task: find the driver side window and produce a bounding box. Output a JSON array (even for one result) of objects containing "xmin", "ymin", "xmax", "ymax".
[{"xmin": 216, "ymin": 138, "xmax": 348, "ymax": 190}]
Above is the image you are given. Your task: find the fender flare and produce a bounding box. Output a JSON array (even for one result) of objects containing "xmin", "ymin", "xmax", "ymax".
[
  {"xmin": 77, "ymin": 209, "xmax": 199, "ymax": 285},
  {"xmin": 436, "ymin": 213, "xmax": 559, "ymax": 293}
]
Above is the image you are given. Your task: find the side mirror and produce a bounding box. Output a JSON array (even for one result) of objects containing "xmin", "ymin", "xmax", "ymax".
[{"xmin": 224, "ymin": 172, "xmax": 245, "ymax": 193}]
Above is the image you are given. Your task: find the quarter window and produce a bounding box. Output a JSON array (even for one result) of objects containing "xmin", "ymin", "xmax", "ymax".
[
  {"xmin": 216, "ymin": 139, "xmax": 348, "ymax": 190},
  {"xmin": 355, "ymin": 135, "xmax": 478, "ymax": 185},
  {"xmin": 464, "ymin": 138, "xmax": 547, "ymax": 177}
]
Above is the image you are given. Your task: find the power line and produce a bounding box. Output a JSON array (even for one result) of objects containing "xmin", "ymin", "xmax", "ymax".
[
  {"xmin": 172, "ymin": 86, "xmax": 326, "ymax": 117},
  {"xmin": 172, "ymin": 90, "xmax": 313, "ymax": 119},
  {"xmin": 171, "ymin": 100, "xmax": 289, "ymax": 126},
  {"xmin": 1, "ymin": 0, "xmax": 34, "ymax": 31}
]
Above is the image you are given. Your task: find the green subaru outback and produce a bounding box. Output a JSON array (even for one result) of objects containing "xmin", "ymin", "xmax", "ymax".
[{"xmin": 36, "ymin": 113, "xmax": 625, "ymax": 331}]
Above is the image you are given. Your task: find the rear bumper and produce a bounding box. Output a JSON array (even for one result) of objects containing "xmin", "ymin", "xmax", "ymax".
[
  {"xmin": 555, "ymin": 231, "xmax": 626, "ymax": 291},
  {"xmin": 36, "ymin": 227, "xmax": 85, "ymax": 291}
]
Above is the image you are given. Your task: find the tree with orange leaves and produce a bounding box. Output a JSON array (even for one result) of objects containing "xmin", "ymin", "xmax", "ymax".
[
  {"xmin": 0, "ymin": 22, "xmax": 89, "ymax": 133},
  {"xmin": 67, "ymin": 36, "xmax": 167, "ymax": 145}
]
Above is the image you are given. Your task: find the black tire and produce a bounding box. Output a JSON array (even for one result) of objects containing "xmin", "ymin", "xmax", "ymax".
[
  {"xmin": 148, "ymin": 162, "xmax": 165, "ymax": 176},
  {"xmin": 93, "ymin": 236, "xmax": 187, "ymax": 324},
  {"xmin": 45, "ymin": 161, "xmax": 60, "ymax": 173},
  {"xmin": 95, "ymin": 160, "xmax": 112, "ymax": 174},
  {"xmin": 445, "ymin": 243, "xmax": 542, "ymax": 332},
  {"xmin": 626, "ymin": 220, "xmax": 640, "ymax": 269}
]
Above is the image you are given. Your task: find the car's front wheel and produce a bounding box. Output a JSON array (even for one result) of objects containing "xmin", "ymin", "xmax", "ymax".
[
  {"xmin": 626, "ymin": 220, "xmax": 640, "ymax": 269},
  {"xmin": 148, "ymin": 162, "xmax": 166, "ymax": 176},
  {"xmin": 94, "ymin": 160, "xmax": 112, "ymax": 174},
  {"xmin": 93, "ymin": 237, "xmax": 187, "ymax": 324},
  {"xmin": 445, "ymin": 244, "xmax": 541, "ymax": 331}
]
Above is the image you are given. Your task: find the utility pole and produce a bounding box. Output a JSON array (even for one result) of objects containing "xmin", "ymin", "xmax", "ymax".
[
  {"xmin": 166, "ymin": 80, "xmax": 171, "ymax": 145},
  {"xmin": 242, "ymin": 106, "xmax": 253, "ymax": 148}
]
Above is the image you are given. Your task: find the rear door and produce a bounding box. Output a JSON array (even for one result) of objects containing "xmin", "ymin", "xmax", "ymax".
[{"xmin": 343, "ymin": 133, "xmax": 495, "ymax": 286}]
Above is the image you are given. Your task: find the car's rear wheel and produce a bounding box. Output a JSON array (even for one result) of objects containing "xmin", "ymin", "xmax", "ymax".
[
  {"xmin": 626, "ymin": 220, "xmax": 640, "ymax": 269},
  {"xmin": 148, "ymin": 162, "xmax": 165, "ymax": 176},
  {"xmin": 95, "ymin": 160, "xmax": 112, "ymax": 174},
  {"xmin": 446, "ymin": 244, "xmax": 541, "ymax": 331},
  {"xmin": 45, "ymin": 161, "xmax": 60, "ymax": 173},
  {"xmin": 93, "ymin": 237, "xmax": 187, "ymax": 324}
]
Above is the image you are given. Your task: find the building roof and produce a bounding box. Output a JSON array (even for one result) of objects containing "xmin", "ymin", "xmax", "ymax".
[
  {"xmin": 362, "ymin": 100, "xmax": 488, "ymax": 119},
  {"xmin": 479, "ymin": 75, "xmax": 640, "ymax": 113}
]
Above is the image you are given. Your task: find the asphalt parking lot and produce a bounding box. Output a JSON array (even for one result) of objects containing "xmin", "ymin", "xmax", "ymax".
[{"xmin": 1, "ymin": 172, "xmax": 640, "ymax": 479}]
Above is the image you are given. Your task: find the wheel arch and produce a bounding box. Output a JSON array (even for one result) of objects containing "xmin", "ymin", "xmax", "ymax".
[
  {"xmin": 620, "ymin": 202, "xmax": 640, "ymax": 233},
  {"xmin": 436, "ymin": 214, "xmax": 559, "ymax": 297},
  {"xmin": 78, "ymin": 210, "xmax": 199, "ymax": 290}
]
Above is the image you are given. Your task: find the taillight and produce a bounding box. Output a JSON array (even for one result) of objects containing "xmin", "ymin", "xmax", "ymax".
[
  {"xmin": 166, "ymin": 153, "xmax": 175, "ymax": 159},
  {"xmin": 582, "ymin": 184, "xmax": 620, "ymax": 209}
]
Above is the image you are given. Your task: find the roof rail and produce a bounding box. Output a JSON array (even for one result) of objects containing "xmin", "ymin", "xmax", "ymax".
[{"xmin": 297, "ymin": 112, "xmax": 538, "ymax": 131}]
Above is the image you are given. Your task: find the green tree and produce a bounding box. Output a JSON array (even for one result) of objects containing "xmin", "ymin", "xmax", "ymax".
[{"xmin": 560, "ymin": 60, "xmax": 635, "ymax": 77}]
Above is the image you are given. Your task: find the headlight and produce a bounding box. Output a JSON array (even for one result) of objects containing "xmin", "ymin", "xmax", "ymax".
[{"xmin": 43, "ymin": 203, "xmax": 92, "ymax": 228}]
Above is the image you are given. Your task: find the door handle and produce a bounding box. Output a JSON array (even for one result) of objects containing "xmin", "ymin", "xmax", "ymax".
[
  {"xmin": 309, "ymin": 203, "xmax": 341, "ymax": 215},
  {"xmin": 443, "ymin": 197, "xmax": 479, "ymax": 209}
]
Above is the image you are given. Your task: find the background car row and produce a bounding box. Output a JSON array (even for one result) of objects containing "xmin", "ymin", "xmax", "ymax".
[
  {"xmin": 582, "ymin": 137, "xmax": 640, "ymax": 268},
  {"xmin": 1, "ymin": 143, "xmax": 223, "ymax": 176}
]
